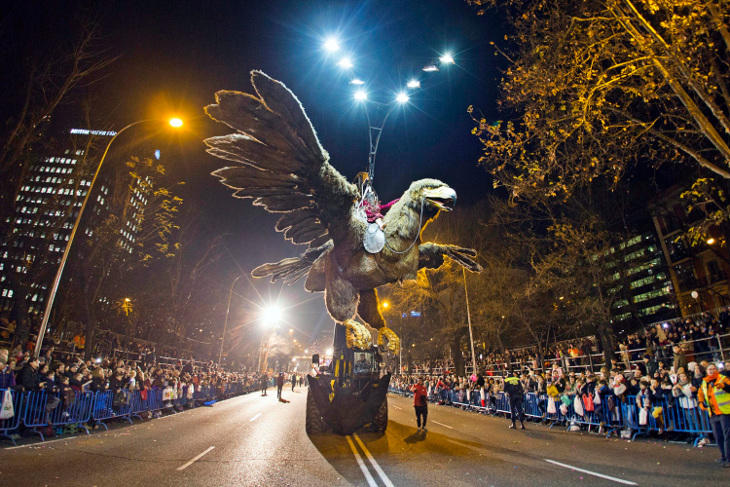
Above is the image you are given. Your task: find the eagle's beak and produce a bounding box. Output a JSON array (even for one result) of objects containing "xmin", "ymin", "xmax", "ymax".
[{"xmin": 424, "ymin": 186, "xmax": 457, "ymax": 212}]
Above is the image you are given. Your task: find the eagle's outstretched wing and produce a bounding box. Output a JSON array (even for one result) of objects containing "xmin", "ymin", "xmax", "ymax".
[{"xmin": 204, "ymin": 70, "xmax": 358, "ymax": 249}]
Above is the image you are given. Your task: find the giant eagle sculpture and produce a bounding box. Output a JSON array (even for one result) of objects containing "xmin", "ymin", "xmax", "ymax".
[{"xmin": 204, "ymin": 71, "xmax": 482, "ymax": 353}]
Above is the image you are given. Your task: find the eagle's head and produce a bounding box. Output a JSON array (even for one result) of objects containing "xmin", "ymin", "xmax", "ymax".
[{"xmin": 406, "ymin": 178, "xmax": 457, "ymax": 214}]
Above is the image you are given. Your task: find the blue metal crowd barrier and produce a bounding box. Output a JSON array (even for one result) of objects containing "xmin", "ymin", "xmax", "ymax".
[
  {"xmin": 92, "ymin": 390, "xmax": 136, "ymax": 429},
  {"xmin": 1, "ymin": 388, "xmax": 24, "ymax": 445},
  {"xmin": 47, "ymin": 391, "xmax": 94, "ymax": 435},
  {"xmin": 23, "ymin": 390, "xmax": 50, "ymax": 440},
  {"xmin": 1, "ymin": 383, "xmax": 254, "ymax": 445}
]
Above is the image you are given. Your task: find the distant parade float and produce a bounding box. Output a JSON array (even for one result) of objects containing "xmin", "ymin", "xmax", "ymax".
[{"xmin": 205, "ymin": 71, "xmax": 481, "ymax": 434}]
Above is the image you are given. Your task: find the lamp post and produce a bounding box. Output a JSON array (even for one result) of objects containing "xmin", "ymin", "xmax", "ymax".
[
  {"xmin": 219, "ymin": 274, "xmax": 243, "ymax": 364},
  {"xmin": 463, "ymin": 268, "xmax": 477, "ymax": 376},
  {"xmin": 33, "ymin": 118, "xmax": 183, "ymax": 359}
]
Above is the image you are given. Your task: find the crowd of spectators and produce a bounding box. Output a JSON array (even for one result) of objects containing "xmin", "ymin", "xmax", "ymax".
[
  {"xmin": 407, "ymin": 308, "xmax": 730, "ymax": 377},
  {"xmin": 0, "ymin": 343, "xmax": 270, "ymax": 429},
  {"xmin": 392, "ymin": 357, "xmax": 730, "ymax": 438}
]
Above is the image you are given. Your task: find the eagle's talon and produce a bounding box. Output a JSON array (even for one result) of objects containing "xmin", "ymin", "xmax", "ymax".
[
  {"xmin": 344, "ymin": 319, "xmax": 372, "ymax": 349},
  {"xmin": 377, "ymin": 326, "xmax": 400, "ymax": 354}
]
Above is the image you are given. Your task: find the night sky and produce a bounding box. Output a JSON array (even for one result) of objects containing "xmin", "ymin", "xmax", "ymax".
[{"xmin": 5, "ymin": 1, "xmax": 503, "ymax": 348}]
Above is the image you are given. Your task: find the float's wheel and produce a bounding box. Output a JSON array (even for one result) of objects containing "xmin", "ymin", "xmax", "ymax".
[
  {"xmin": 305, "ymin": 389, "xmax": 328, "ymax": 434},
  {"xmin": 370, "ymin": 397, "xmax": 388, "ymax": 433}
]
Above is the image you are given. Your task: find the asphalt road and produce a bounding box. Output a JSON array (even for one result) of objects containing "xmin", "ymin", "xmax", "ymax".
[{"xmin": 1, "ymin": 387, "xmax": 727, "ymax": 486}]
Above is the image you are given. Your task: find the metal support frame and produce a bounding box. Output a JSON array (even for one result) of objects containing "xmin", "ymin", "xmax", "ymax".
[{"xmin": 363, "ymin": 103, "xmax": 397, "ymax": 186}]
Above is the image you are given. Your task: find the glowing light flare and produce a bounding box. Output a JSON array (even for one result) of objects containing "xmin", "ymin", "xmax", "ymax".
[
  {"xmin": 350, "ymin": 78, "xmax": 365, "ymax": 85},
  {"xmin": 168, "ymin": 117, "xmax": 183, "ymax": 128},
  {"xmin": 395, "ymin": 92, "xmax": 410, "ymax": 104},
  {"xmin": 260, "ymin": 303, "xmax": 283, "ymax": 328},
  {"xmin": 354, "ymin": 89, "xmax": 368, "ymax": 102},
  {"xmin": 325, "ymin": 347, "xmax": 333, "ymax": 356},
  {"xmin": 406, "ymin": 79, "xmax": 421, "ymax": 89},
  {"xmin": 439, "ymin": 52, "xmax": 455, "ymax": 64},
  {"xmin": 337, "ymin": 57, "xmax": 354, "ymax": 69},
  {"xmin": 707, "ymin": 237, "xmax": 716, "ymax": 245},
  {"xmin": 381, "ymin": 300, "xmax": 390, "ymax": 309},
  {"xmin": 422, "ymin": 65, "xmax": 439, "ymax": 72},
  {"xmin": 323, "ymin": 36, "xmax": 340, "ymax": 53}
]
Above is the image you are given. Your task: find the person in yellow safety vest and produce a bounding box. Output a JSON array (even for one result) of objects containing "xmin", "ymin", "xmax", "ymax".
[
  {"xmin": 697, "ymin": 363, "xmax": 730, "ymax": 468},
  {"xmin": 504, "ymin": 372, "xmax": 526, "ymax": 430}
]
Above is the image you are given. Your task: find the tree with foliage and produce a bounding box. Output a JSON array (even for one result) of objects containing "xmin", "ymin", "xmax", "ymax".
[
  {"xmin": 0, "ymin": 8, "xmax": 115, "ymax": 346},
  {"xmin": 132, "ymin": 212, "xmax": 227, "ymax": 353},
  {"xmin": 469, "ymin": 0, "xmax": 730, "ymax": 199},
  {"xmin": 62, "ymin": 155, "xmax": 183, "ymax": 358},
  {"xmin": 0, "ymin": 15, "xmax": 115, "ymax": 226}
]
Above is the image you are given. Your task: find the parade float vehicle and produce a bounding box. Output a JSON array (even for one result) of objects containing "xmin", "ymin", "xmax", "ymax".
[
  {"xmin": 306, "ymin": 326, "xmax": 389, "ymax": 434},
  {"xmin": 204, "ymin": 70, "xmax": 481, "ymax": 435}
]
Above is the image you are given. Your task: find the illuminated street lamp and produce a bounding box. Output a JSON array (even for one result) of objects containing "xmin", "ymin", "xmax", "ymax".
[
  {"xmin": 34, "ymin": 117, "xmax": 184, "ymax": 359},
  {"xmin": 354, "ymin": 89, "xmax": 368, "ymax": 102},
  {"xmin": 168, "ymin": 117, "xmax": 183, "ymax": 128},
  {"xmin": 395, "ymin": 92, "xmax": 410, "ymax": 104},
  {"xmin": 707, "ymin": 237, "xmax": 716, "ymax": 245},
  {"xmin": 261, "ymin": 303, "xmax": 283, "ymax": 328}
]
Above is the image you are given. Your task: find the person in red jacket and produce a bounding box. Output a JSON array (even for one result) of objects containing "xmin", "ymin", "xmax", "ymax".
[{"xmin": 410, "ymin": 378, "xmax": 429, "ymax": 432}]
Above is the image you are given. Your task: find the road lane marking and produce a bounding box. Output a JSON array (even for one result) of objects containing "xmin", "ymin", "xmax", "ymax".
[
  {"xmin": 5, "ymin": 436, "xmax": 78, "ymax": 450},
  {"xmin": 432, "ymin": 420, "xmax": 454, "ymax": 429},
  {"xmin": 176, "ymin": 446, "xmax": 215, "ymax": 471},
  {"xmin": 250, "ymin": 413, "xmax": 262, "ymax": 422},
  {"xmin": 353, "ymin": 433, "xmax": 395, "ymax": 487},
  {"xmin": 545, "ymin": 459, "xmax": 638, "ymax": 485},
  {"xmin": 391, "ymin": 404, "xmax": 402, "ymax": 410},
  {"xmin": 345, "ymin": 435, "xmax": 377, "ymax": 487}
]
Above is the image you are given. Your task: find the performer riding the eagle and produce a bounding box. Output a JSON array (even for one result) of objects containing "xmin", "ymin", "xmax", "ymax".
[{"xmin": 204, "ymin": 71, "xmax": 482, "ymax": 353}]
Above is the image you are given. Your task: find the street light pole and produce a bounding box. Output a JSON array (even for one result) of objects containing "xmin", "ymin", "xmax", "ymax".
[
  {"xmin": 219, "ymin": 274, "xmax": 242, "ymax": 364},
  {"xmin": 33, "ymin": 118, "xmax": 180, "ymax": 359},
  {"xmin": 463, "ymin": 268, "xmax": 477, "ymax": 376}
]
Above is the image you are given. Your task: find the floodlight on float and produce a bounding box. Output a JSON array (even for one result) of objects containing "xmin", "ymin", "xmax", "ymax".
[
  {"xmin": 337, "ymin": 57, "xmax": 354, "ymax": 69},
  {"xmin": 439, "ymin": 52, "xmax": 455, "ymax": 64},
  {"xmin": 323, "ymin": 36, "xmax": 340, "ymax": 53},
  {"xmin": 354, "ymin": 89, "xmax": 368, "ymax": 102},
  {"xmin": 395, "ymin": 92, "xmax": 410, "ymax": 104}
]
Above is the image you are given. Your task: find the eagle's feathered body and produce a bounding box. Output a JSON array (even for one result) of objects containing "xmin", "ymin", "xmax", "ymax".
[{"xmin": 205, "ymin": 71, "xmax": 481, "ymax": 351}]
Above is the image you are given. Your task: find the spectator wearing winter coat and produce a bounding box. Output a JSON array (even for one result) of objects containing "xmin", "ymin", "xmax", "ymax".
[
  {"xmin": 672, "ymin": 346, "xmax": 688, "ymax": 373},
  {"xmin": 643, "ymin": 354, "xmax": 658, "ymax": 377},
  {"xmin": 17, "ymin": 358, "xmax": 40, "ymax": 391}
]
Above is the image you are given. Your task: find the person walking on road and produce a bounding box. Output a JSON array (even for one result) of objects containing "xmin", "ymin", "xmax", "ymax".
[
  {"xmin": 504, "ymin": 371, "xmax": 526, "ymax": 430},
  {"xmin": 410, "ymin": 378, "xmax": 428, "ymax": 432},
  {"xmin": 698, "ymin": 363, "xmax": 730, "ymax": 468},
  {"xmin": 276, "ymin": 372, "xmax": 284, "ymax": 400},
  {"xmin": 291, "ymin": 373, "xmax": 296, "ymax": 392},
  {"xmin": 260, "ymin": 373, "xmax": 268, "ymax": 396}
]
